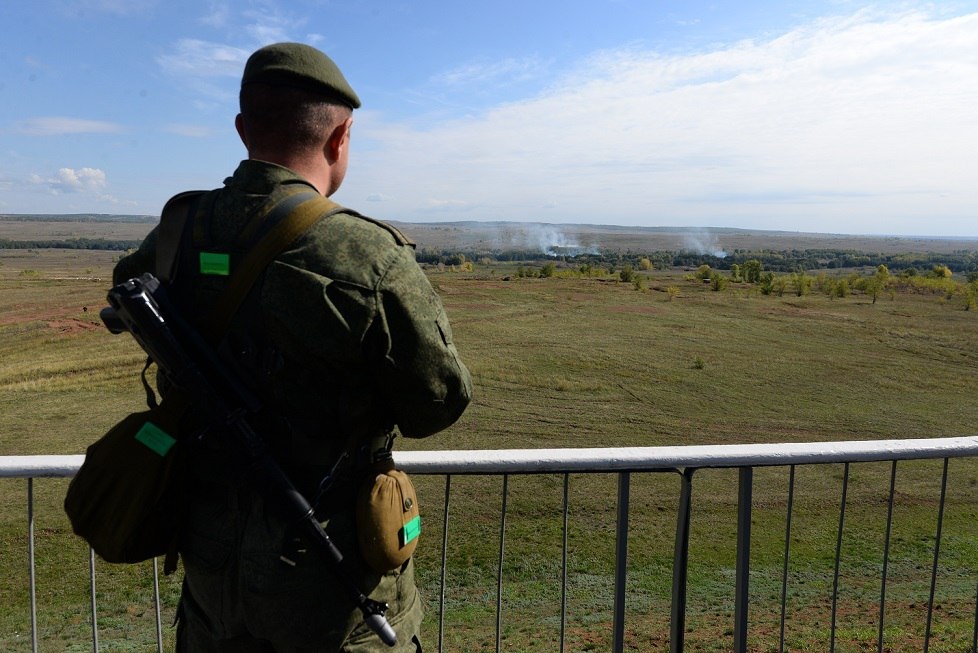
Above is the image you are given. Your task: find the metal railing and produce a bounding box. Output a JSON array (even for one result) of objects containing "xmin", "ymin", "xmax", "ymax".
[{"xmin": 3, "ymin": 436, "xmax": 978, "ymax": 652}]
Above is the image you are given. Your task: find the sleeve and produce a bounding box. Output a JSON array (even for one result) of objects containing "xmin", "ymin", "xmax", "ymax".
[
  {"xmin": 370, "ymin": 246, "xmax": 472, "ymax": 438},
  {"xmin": 112, "ymin": 226, "xmax": 160, "ymax": 285}
]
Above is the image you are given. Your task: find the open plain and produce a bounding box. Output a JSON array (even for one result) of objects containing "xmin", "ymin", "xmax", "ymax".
[{"xmin": 2, "ymin": 218, "xmax": 978, "ymax": 651}]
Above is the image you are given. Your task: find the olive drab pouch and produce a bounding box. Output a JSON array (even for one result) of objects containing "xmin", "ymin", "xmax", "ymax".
[
  {"xmin": 355, "ymin": 461, "xmax": 421, "ymax": 573},
  {"xmin": 64, "ymin": 391, "xmax": 189, "ymax": 568}
]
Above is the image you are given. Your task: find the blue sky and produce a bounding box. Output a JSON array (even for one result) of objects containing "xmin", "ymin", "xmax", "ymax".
[{"xmin": 1, "ymin": 1, "xmax": 977, "ymax": 237}]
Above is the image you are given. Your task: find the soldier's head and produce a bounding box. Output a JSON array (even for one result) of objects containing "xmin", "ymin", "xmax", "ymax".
[{"xmin": 235, "ymin": 43, "xmax": 359, "ymax": 191}]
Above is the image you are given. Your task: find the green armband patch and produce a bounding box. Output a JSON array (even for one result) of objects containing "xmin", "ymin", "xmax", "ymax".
[
  {"xmin": 134, "ymin": 421, "xmax": 176, "ymax": 457},
  {"xmin": 199, "ymin": 251, "xmax": 230, "ymax": 276},
  {"xmin": 400, "ymin": 515, "xmax": 421, "ymax": 547}
]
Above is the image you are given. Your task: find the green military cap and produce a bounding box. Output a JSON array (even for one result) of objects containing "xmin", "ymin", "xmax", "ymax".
[{"xmin": 241, "ymin": 42, "xmax": 361, "ymax": 109}]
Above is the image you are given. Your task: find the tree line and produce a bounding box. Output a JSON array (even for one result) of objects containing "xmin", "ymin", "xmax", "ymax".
[
  {"xmin": 417, "ymin": 247, "xmax": 978, "ymax": 274},
  {"xmin": 0, "ymin": 238, "xmax": 141, "ymax": 251},
  {"xmin": 5, "ymin": 238, "xmax": 977, "ymax": 275}
]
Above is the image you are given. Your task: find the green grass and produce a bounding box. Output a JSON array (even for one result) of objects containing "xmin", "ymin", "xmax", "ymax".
[{"xmin": 3, "ymin": 252, "xmax": 978, "ymax": 651}]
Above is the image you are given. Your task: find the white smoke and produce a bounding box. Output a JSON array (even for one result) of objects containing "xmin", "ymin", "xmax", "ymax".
[
  {"xmin": 682, "ymin": 229, "xmax": 727, "ymax": 258},
  {"xmin": 491, "ymin": 224, "xmax": 600, "ymax": 257},
  {"xmin": 530, "ymin": 225, "xmax": 599, "ymax": 256}
]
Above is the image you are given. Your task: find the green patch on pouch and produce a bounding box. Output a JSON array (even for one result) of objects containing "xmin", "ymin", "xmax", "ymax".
[
  {"xmin": 400, "ymin": 515, "xmax": 421, "ymax": 547},
  {"xmin": 134, "ymin": 421, "xmax": 176, "ymax": 457},
  {"xmin": 199, "ymin": 251, "xmax": 230, "ymax": 276}
]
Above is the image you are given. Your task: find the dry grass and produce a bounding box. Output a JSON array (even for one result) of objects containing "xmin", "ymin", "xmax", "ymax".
[{"xmin": 2, "ymin": 248, "xmax": 978, "ymax": 651}]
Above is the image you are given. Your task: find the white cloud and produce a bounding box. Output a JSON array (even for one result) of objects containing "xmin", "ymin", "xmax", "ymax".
[
  {"xmin": 347, "ymin": 8, "xmax": 978, "ymax": 236},
  {"xmin": 433, "ymin": 56, "xmax": 551, "ymax": 88},
  {"xmin": 157, "ymin": 39, "xmax": 248, "ymax": 80},
  {"xmin": 18, "ymin": 117, "xmax": 125, "ymax": 136},
  {"xmin": 32, "ymin": 167, "xmax": 107, "ymax": 194},
  {"xmin": 156, "ymin": 7, "xmax": 308, "ymax": 98},
  {"xmin": 27, "ymin": 167, "xmax": 131, "ymax": 206},
  {"xmin": 242, "ymin": 9, "xmax": 296, "ymax": 46}
]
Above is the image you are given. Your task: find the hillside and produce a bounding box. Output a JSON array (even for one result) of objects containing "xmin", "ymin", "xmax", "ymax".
[{"xmin": 4, "ymin": 214, "xmax": 978, "ymax": 257}]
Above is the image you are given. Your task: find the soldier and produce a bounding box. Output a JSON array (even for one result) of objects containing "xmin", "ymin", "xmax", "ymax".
[{"xmin": 113, "ymin": 42, "xmax": 472, "ymax": 652}]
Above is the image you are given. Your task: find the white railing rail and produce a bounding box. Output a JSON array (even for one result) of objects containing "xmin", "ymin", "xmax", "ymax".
[{"xmin": 4, "ymin": 436, "xmax": 978, "ymax": 653}]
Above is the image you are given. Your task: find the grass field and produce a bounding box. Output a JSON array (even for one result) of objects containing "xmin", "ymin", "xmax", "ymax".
[{"xmin": 2, "ymin": 244, "xmax": 978, "ymax": 652}]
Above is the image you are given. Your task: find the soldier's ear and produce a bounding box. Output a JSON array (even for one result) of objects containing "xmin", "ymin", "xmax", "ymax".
[
  {"xmin": 235, "ymin": 114, "xmax": 250, "ymax": 150},
  {"xmin": 324, "ymin": 117, "xmax": 353, "ymax": 164}
]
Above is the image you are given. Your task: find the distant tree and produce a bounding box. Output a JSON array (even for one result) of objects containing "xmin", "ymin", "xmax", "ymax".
[
  {"xmin": 710, "ymin": 272, "xmax": 728, "ymax": 292},
  {"xmin": 835, "ymin": 278, "xmax": 851, "ymax": 298},
  {"xmin": 540, "ymin": 262, "xmax": 556, "ymax": 278},
  {"xmin": 639, "ymin": 258, "xmax": 652, "ymax": 271},
  {"xmin": 868, "ymin": 264, "xmax": 890, "ymax": 304},
  {"xmin": 743, "ymin": 259, "xmax": 763, "ymax": 284},
  {"xmin": 791, "ymin": 272, "xmax": 811, "ymax": 297},
  {"xmin": 666, "ymin": 286, "xmax": 680, "ymax": 301},
  {"xmin": 759, "ymin": 271, "xmax": 775, "ymax": 295},
  {"xmin": 730, "ymin": 264, "xmax": 742, "ymax": 282},
  {"xmin": 931, "ymin": 264, "xmax": 952, "ymax": 279},
  {"xmin": 619, "ymin": 265, "xmax": 635, "ymax": 283}
]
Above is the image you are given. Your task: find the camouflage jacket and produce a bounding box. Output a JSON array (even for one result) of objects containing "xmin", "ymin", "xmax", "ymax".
[{"xmin": 114, "ymin": 160, "xmax": 471, "ymax": 474}]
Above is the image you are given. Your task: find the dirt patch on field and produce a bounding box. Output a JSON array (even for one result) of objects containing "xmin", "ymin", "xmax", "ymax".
[
  {"xmin": 0, "ymin": 305, "xmax": 101, "ymax": 333},
  {"xmin": 46, "ymin": 318, "xmax": 101, "ymax": 334}
]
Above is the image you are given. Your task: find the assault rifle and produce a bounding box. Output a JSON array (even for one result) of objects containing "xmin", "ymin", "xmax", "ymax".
[{"xmin": 100, "ymin": 272, "xmax": 397, "ymax": 647}]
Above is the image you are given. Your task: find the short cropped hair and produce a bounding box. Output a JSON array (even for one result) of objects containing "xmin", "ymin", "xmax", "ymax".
[{"xmin": 239, "ymin": 83, "xmax": 352, "ymax": 155}]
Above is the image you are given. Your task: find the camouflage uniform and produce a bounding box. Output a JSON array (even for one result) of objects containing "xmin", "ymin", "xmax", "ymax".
[{"xmin": 113, "ymin": 159, "xmax": 472, "ymax": 651}]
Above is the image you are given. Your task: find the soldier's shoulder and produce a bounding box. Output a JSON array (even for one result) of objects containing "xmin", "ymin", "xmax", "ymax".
[
  {"xmin": 328, "ymin": 209, "xmax": 414, "ymax": 247},
  {"xmin": 302, "ymin": 208, "xmax": 415, "ymax": 257}
]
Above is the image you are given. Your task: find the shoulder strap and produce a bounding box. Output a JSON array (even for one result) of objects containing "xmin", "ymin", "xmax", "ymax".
[{"xmin": 202, "ymin": 191, "xmax": 346, "ymax": 340}]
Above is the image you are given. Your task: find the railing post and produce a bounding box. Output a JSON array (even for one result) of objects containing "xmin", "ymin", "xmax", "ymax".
[
  {"xmin": 438, "ymin": 474, "xmax": 452, "ymax": 653},
  {"xmin": 830, "ymin": 462, "xmax": 850, "ymax": 653},
  {"xmin": 924, "ymin": 458, "xmax": 950, "ymax": 653},
  {"xmin": 152, "ymin": 558, "xmax": 164, "ymax": 652},
  {"xmin": 89, "ymin": 547, "xmax": 99, "ymax": 652},
  {"xmin": 612, "ymin": 471, "xmax": 630, "ymax": 653},
  {"xmin": 779, "ymin": 465, "xmax": 796, "ymax": 653},
  {"xmin": 496, "ymin": 473, "xmax": 509, "ymax": 653},
  {"xmin": 734, "ymin": 467, "xmax": 753, "ymax": 653},
  {"xmin": 28, "ymin": 478, "xmax": 38, "ymax": 653},
  {"xmin": 671, "ymin": 468, "xmax": 695, "ymax": 653},
  {"xmin": 560, "ymin": 473, "xmax": 570, "ymax": 653}
]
